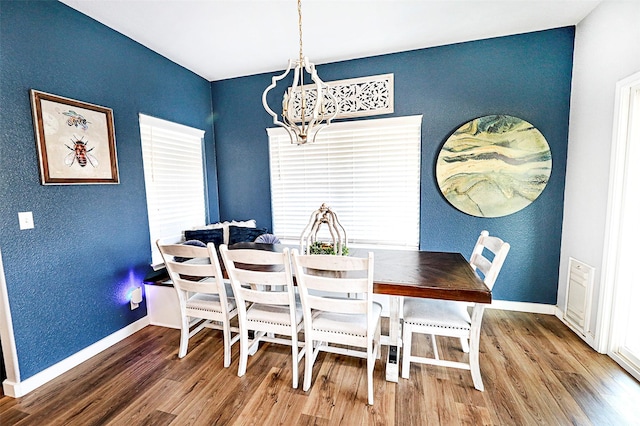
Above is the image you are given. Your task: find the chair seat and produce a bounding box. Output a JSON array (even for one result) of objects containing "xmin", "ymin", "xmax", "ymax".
[
  {"xmin": 247, "ymin": 303, "xmax": 303, "ymax": 326},
  {"xmin": 186, "ymin": 293, "xmax": 236, "ymax": 313},
  {"xmin": 403, "ymin": 298, "xmax": 471, "ymax": 330},
  {"xmin": 312, "ymin": 302, "xmax": 382, "ymax": 337}
]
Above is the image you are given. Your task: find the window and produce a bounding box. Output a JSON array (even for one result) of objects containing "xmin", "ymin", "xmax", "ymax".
[
  {"xmin": 268, "ymin": 115, "xmax": 422, "ymax": 249},
  {"xmin": 139, "ymin": 114, "xmax": 207, "ymax": 266}
]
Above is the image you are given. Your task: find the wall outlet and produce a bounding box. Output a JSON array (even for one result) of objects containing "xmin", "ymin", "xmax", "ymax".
[{"xmin": 18, "ymin": 212, "xmax": 34, "ymax": 230}]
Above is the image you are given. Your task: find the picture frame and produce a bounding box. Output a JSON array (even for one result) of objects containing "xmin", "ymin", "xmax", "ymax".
[{"xmin": 30, "ymin": 89, "xmax": 119, "ymax": 185}]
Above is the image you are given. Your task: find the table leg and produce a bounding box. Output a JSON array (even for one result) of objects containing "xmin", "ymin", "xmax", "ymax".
[{"xmin": 385, "ymin": 295, "xmax": 402, "ymax": 382}]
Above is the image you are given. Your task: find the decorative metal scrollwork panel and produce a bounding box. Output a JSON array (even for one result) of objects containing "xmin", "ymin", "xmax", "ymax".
[{"xmin": 289, "ymin": 73, "xmax": 394, "ymax": 121}]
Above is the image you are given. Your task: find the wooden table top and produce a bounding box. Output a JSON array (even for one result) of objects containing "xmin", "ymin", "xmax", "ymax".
[
  {"xmin": 348, "ymin": 248, "xmax": 491, "ymax": 304},
  {"xmin": 231, "ymin": 243, "xmax": 491, "ymax": 304}
]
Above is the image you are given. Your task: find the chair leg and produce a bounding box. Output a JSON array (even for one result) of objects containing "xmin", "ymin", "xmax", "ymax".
[
  {"xmin": 460, "ymin": 337, "xmax": 470, "ymax": 353},
  {"xmin": 291, "ymin": 334, "xmax": 299, "ymax": 389},
  {"xmin": 222, "ymin": 321, "xmax": 231, "ymax": 368},
  {"xmin": 469, "ymin": 332, "xmax": 484, "ymax": 391},
  {"xmin": 303, "ymin": 340, "xmax": 314, "ymax": 392},
  {"xmin": 469, "ymin": 305, "xmax": 485, "ymax": 391},
  {"xmin": 367, "ymin": 350, "xmax": 375, "ymax": 405},
  {"xmin": 469, "ymin": 344, "xmax": 484, "ymax": 391},
  {"xmin": 238, "ymin": 329, "xmax": 249, "ymax": 377},
  {"xmin": 375, "ymin": 321, "xmax": 381, "ymax": 360},
  {"xmin": 431, "ymin": 334, "xmax": 439, "ymax": 360},
  {"xmin": 401, "ymin": 323, "xmax": 412, "ymax": 379},
  {"xmin": 178, "ymin": 316, "xmax": 190, "ymax": 358}
]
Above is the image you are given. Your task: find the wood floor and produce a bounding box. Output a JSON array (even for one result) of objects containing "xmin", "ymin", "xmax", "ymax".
[{"xmin": 1, "ymin": 310, "xmax": 639, "ymax": 425}]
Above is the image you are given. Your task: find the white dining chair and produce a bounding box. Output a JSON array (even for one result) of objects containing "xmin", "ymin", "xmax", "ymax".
[
  {"xmin": 219, "ymin": 244, "xmax": 305, "ymax": 388},
  {"xmin": 401, "ymin": 230, "xmax": 510, "ymax": 391},
  {"xmin": 157, "ymin": 240, "xmax": 239, "ymax": 366},
  {"xmin": 291, "ymin": 249, "xmax": 381, "ymax": 405}
]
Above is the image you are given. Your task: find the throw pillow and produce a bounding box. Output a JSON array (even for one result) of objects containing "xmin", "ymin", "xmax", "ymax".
[
  {"xmin": 254, "ymin": 233, "xmax": 281, "ymax": 244},
  {"xmin": 228, "ymin": 226, "xmax": 269, "ymax": 245},
  {"xmin": 183, "ymin": 228, "xmax": 223, "ymax": 246}
]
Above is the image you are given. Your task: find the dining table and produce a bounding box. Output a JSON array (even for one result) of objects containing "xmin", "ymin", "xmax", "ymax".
[{"xmin": 230, "ymin": 243, "xmax": 490, "ymax": 382}]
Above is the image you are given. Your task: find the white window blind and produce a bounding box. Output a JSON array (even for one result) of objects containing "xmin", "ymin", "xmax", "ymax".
[
  {"xmin": 139, "ymin": 114, "xmax": 207, "ymax": 266},
  {"xmin": 268, "ymin": 115, "xmax": 422, "ymax": 249}
]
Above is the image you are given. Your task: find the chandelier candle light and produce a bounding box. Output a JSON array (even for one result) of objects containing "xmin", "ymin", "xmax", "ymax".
[{"xmin": 262, "ymin": 0, "xmax": 337, "ymax": 145}]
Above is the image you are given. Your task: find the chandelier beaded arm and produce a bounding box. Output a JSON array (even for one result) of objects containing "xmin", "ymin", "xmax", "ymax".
[{"xmin": 261, "ymin": 0, "xmax": 337, "ymax": 145}]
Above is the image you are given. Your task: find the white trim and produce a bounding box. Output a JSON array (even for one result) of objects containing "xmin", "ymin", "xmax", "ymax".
[
  {"xmin": 609, "ymin": 350, "xmax": 640, "ymax": 383},
  {"xmin": 0, "ymin": 248, "xmax": 20, "ymax": 389},
  {"xmin": 138, "ymin": 113, "xmax": 205, "ymax": 138},
  {"xmin": 2, "ymin": 317, "xmax": 149, "ymax": 398},
  {"xmin": 597, "ymin": 70, "xmax": 640, "ymax": 353},
  {"xmin": 489, "ymin": 300, "xmax": 556, "ymax": 315}
]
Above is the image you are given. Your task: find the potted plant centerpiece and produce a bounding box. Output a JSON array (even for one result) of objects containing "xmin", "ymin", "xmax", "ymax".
[
  {"xmin": 309, "ymin": 241, "xmax": 349, "ymax": 256},
  {"xmin": 299, "ymin": 204, "xmax": 349, "ymax": 278},
  {"xmin": 299, "ymin": 203, "xmax": 348, "ymax": 256}
]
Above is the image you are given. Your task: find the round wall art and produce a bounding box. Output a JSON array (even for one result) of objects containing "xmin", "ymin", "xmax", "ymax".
[{"xmin": 436, "ymin": 115, "xmax": 551, "ymax": 218}]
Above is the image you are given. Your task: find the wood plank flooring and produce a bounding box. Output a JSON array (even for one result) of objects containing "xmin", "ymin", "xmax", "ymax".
[{"xmin": 1, "ymin": 310, "xmax": 639, "ymax": 425}]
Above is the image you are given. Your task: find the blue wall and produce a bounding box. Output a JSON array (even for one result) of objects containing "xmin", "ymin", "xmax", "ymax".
[
  {"xmin": 1, "ymin": 0, "xmax": 573, "ymax": 383},
  {"xmin": 212, "ymin": 28, "xmax": 574, "ymax": 305},
  {"xmin": 0, "ymin": 1, "xmax": 218, "ymax": 380}
]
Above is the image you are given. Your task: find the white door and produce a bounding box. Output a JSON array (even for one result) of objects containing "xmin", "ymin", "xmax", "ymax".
[{"xmin": 607, "ymin": 77, "xmax": 640, "ymax": 381}]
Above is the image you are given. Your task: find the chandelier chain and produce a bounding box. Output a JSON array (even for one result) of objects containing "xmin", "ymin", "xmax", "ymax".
[
  {"xmin": 297, "ymin": 0, "xmax": 306, "ymax": 130},
  {"xmin": 298, "ymin": 0, "xmax": 304, "ymax": 65}
]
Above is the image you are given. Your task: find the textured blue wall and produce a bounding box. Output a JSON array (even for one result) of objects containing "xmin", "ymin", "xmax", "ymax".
[
  {"xmin": 212, "ymin": 28, "xmax": 574, "ymax": 305},
  {"xmin": 0, "ymin": 1, "xmax": 217, "ymax": 380},
  {"xmin": 0, "ymin": 0, "xmax": 573, "ymax": 383}
]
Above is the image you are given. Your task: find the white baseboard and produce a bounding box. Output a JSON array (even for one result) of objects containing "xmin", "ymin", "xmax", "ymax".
[
  {"xmin": 2, "ymin": 317, "xmax": 150, "ymax": 398},
  {"xmin": 489, "ymin": 299, "xmax": 557, "ymax": 314},
  {"xmin": 374, "ymin": 295, "xmax": 557, "ymax": 317}
]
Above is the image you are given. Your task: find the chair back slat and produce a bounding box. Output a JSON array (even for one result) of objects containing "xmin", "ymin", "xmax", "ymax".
[
  {"xmin": 173, "ymin": 277, "xmax": 220, "ymax": 294},
  {"xmin": 157, "ymin": 242, "xmax": 226, "ymax": 296},
  {"xmin": 472, "ymin": 256, "xmax": 493, "ymax": 277},
  {"xmin": 223, "ymin": 248, "xmax": 288, "ymax": 266},
  {"xmin": 168, "ymin": 260, "xmax": 215, "ymax": 277},
  {"xmin": 231, "ymin": 268, "xmax": 290, "ymax": 288},
  {"xmin": 295, "ymin": 252, "xmax": 370, "ymax": 272},
  {"xmin": 220, "ymin": 245, "xmax": 296, "ymax": 308},
  {"xmin": 469, "ymin": 230, "xmax": 510, "ymax": 290},
  {"xmin": 237, "ymin": 286, "xmax": 292, "ymax": 305},
  {"xmin": 296, "ymin": 273, "xmax": 369, "ymax": 294},
  {"xmin": 305, "ymin": 294, "xmax": 368, "ymax": 314}
]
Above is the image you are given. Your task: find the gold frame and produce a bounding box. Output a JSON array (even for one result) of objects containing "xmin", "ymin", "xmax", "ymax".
[{"xmin": 30, "ymin": 89, "xmax": 119, "ymax": 185}]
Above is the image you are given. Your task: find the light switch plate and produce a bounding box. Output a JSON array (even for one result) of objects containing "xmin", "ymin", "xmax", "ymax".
[{"xmin": 18, "ymin": 212, "xmax": 34, "ymax": 230}]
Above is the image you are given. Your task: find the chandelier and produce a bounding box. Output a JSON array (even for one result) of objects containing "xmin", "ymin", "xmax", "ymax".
[{"xmin": 261, "ymin": 0, "xmax": 337, "ymax": 145}]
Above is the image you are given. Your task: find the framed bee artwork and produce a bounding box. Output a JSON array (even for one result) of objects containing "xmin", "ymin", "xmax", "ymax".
[{"xmin": 30, "ymin": 89, "xmax": 119, "ymax": 185}]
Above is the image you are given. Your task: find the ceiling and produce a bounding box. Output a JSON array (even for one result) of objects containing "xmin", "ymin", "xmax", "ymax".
[{"xmin": 60, "ymin": 0, "xmax": 601, "ymax": 82}]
